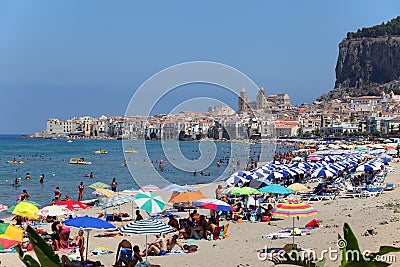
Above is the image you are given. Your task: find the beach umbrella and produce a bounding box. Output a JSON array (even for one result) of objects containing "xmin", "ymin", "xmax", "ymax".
[
  {"xmin": 0, "ymin": 223, "xmax": 23, "ymax": 249},
  {"xmin": 55, "ymin": 200, "xmax": 90, "ymax": 211},
  {"xmin": 224, "ymin": 175, "xmax": 248, "ymax": 185},
  {"xmin": 169, "ymin": 190, "xmax": 206, "ymax": 203},
  {"xmin": 353, "ymin": 164, "xmax": 380, "ymax": 172},
  {"xmin": 311, "ymin": 168, "xmax": 335, "ymax": 178},
  {"xmin": 0, "ymin": 204, "xmax": 8, "ymax": 213},
  {"xmin": 280, "ymin": 169, "xmax": 298, "ymax": 177},
  {"xmin": 64, "ymin": 216, "xmax": 116, "ymax": 261},
  {"xmin": 135, "ymin": 192, "xmax": 165, "ymax": 214},
  {"xmin": 7, "ymin": 201, "xmax": 39, "ymax": 220},
  {"xmin": 272, "ymin": 200, "xmax": 318, "ymax": 247},
  {"xmin": 163, "ymin": 184, "xmax": 189, "ymax": 193},
  {"xmin": 266, "ymin": 171, "xmax": 284, "ymax": 180},
  {"xmin": 88, "ymin": 182, "xmax": 110, "ymax": 189},
  {"xmin": 119, "ymin": 219, "xmax": 174, "ymax": 264},
  {"xmin": 119, "ymin": 188, "xmax": 141, "ymax": 195},
  {"xmin": 140, "ymin": 184, "xmax": 161, "ymax": 191},
  {"xmin": 104, "ymin": 194, "xmax": 135, "ymax": 209},
  {"xmin": 94, "ymin": 188, "xmax": 115, "ymax": 198},
  {"xmin": 38, "ymin": 205, "xmax": 74, "ymax": 217},
  {"xmin": 230, "ymin": 187, "xmax": 261, "ymax": 195},
  {"xmin": 288, "ymin": 183, "xmax": 311, "ymax": 192},
  {"xmin": 259, "ymin": 184, "xmax": 294, "ymax": 195},
  {"xmin": 248, "ymin": 179, "xmax": 269, "ymax": 190},
  {"xmin": 192, "ymin": 198, "xmax": 234, "ymax": 211}
]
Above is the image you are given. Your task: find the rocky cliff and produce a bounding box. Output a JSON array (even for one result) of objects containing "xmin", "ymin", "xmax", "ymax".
[
  {"xmin": 335, "ymin": 36, "xmax": 400, "ymax": 88},
  {"xmin": 317, "ymin": 17, "xmax": 400, "ymax": 101}
]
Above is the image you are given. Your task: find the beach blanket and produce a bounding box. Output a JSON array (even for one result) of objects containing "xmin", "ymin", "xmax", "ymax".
[{"xmin": 90, "ymin": 246, "xmax": 113, "ymax": 255}]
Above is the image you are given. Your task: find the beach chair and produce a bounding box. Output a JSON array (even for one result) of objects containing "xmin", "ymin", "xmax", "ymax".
[{"xmin": 222, "ymin": 223, "xmax": 230, "ymax": 239}]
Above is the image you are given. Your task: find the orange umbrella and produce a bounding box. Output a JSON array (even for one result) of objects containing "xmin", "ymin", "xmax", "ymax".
[
  {"xmin": 169, "ymin": 190, "xmax": 206, "ymax": 203},
  {"xmin": 169, "ymin": 191, "xmax": 206, "ymax": 215}
]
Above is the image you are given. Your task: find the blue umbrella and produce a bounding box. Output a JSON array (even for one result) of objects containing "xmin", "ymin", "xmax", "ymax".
[
  {"xmin": 259, "ymin": 184, "xmax": 294, "ymax": 195},
  {"xmin": 64, "ymin": 216, "xmax": 116, "ymax": 261},
  {"xmin": 311, "ymin": 168, "xmax": 335, "ymax": 178}
]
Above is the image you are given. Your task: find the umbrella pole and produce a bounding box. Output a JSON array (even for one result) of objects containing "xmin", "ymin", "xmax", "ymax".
[
  {"xmin": 292, "ymin": 217, "xmax": 295, "ymax": 248},
  {"xmin": 145, "ymin": 234, "xmax": 148, "ymax": 264},
  {"xmin": 86, "ymin": 230, "xmax": 90, "ymax": 262}
]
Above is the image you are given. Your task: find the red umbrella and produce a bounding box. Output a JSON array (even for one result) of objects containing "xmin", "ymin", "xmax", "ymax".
[{"xmin": 56, "ymin": 200, "xmax": 91, "ymax": 211}]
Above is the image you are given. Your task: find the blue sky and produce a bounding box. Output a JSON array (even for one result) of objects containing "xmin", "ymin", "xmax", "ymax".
[{"xmin": 0, "ymin": 1, "xmax": 399, "ymax": 134}]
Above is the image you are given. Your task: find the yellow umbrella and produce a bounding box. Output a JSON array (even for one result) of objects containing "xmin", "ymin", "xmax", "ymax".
[
  {"xmin": 95, "ymin": 188, "xmax": 116, "ymax": 198},
  {"xmin": 7, "ymin": 201, "xmax": 39, "ymax": 220},
  {"xmin": 288, "ymin": 183, "xmax": 311, "ymax": 192}
]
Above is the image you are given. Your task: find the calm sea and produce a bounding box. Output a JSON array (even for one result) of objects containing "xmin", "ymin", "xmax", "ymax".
[{"xmin": 0, "ymin": 135, "xmax": 283, "ymax": 207}]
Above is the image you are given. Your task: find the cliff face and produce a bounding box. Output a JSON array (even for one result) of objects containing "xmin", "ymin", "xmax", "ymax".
[
  {"xmin": 318, "ymin": 36, "xmax": 400, "ymax": 101},
  {"xmin": 335, "ymin": 36, "xmax": 400, "ymax": 88}
]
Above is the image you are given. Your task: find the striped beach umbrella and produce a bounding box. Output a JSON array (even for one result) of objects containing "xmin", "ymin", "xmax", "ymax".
[
  {"xmin": 135, "ymin": 192, "xmax": 165, "ymax": 214},
  {"xmin": 311, "ymin": 168, "xmax": 335, "ymax": 178},
  {"xmin": 120, "ymin": 219, "xmax": 174, "ymax": 264},
  {"xmin": 272, "ymin": 200, "xmax": 318, "ymax": 246},
  {"xmin": 266, "ymin": 171, "xmax": 284, "ymax": 180}
]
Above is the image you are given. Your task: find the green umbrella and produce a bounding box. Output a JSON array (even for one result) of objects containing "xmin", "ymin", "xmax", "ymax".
[
  {"xmin": 88, "ymin": 182, "xmax": 110, "ymax": 189},
  {"xmin": 230, "ymin": 187, "xmax": 261, "ymax": 195},
  {"xmin": 134, "ymin": 192, "xmax": 165, "ymax": 214}
]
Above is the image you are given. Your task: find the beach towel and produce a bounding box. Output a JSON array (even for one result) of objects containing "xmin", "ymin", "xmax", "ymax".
[{"xmin": 90, "ymin": 246, "xmax": 113, "ymax": 255}]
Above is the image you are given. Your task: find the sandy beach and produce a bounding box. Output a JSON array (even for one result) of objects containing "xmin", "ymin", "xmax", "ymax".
[{"xmin": 1, "ymin": 162, "xmax": 400, "ymax": 267}]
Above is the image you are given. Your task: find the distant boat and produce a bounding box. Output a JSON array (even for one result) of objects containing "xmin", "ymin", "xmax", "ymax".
[
  {"xmin": 93, "ymin": 149, "xmax": 108, "ymax": 154},
  {"xmin": 124, "ymin": 147, "xmax": 138, "ymax": 153},
  {"xmin": 67, "ymin": 140, "xmax": 73, "ymax": 143},
  {"xmin": 69, "ymin": 158, "xmax": 92, "ymax": 165},
  {"xmin": 7, "ymin": 160, "xmax": 24, "ymax": 164}
]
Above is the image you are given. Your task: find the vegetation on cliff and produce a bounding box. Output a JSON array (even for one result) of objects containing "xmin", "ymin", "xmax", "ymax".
[{"xmin": 347, "ymin": 16, "xmax": 400, "ymax": 39}]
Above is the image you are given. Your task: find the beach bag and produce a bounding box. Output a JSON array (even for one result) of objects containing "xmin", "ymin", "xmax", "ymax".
[{"xmin": 261, "ymin": 216, "xmax": 270, "ymax": 222}]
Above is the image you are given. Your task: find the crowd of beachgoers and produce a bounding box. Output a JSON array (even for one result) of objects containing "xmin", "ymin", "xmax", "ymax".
[{"xmin": 1, "ymin": 139, "xmax": 400, "ymax": 266}]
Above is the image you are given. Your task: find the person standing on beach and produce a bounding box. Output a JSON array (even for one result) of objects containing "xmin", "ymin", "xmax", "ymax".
[
  {"xmin": 77, "ymin": 182, "xmax": 84, "ymax": 201},
  {"xmin": 215, "ymin": 185, "xmax": 222, "ymax": 200},
  {"xmin": 111, "ymin": 178, "xmax": 118, "ymax": 192},
  {"xmin": 54, "ymin": 187, "xmax": 62, "ymax": 202}
]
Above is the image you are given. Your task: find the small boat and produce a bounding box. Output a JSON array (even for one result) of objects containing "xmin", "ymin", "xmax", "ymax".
[
  {"xmin": 67, "ymin": 140, "xmax": 73, "ymax": 143},
  {"xmin": 69, "ymin": 158, "xmax": 92, "ymax": 165},
  {"xmin": 7, "ymin": 160, "xmax": 24, "ymax": 164},
  {"xmin": 124, "ymin": 147, "xmax": 138, "ymax": 153},
  {"xmin": 93, "ymin": 149, "xmax": 108, "ymax": 154}
]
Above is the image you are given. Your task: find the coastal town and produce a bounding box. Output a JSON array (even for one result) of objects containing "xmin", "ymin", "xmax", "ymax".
[{"xmin": 33, "ymin": 87, "xmax": 400, "ymax": 141}]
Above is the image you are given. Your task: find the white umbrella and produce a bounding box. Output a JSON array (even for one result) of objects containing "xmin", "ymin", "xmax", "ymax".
[{"xmin": 38, "ymin": 205, "xmax": 74, "ymax": 217}]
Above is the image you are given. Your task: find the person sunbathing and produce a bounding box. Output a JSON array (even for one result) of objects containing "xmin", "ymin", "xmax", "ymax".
[
  {"xmin": 166, "ymin": 235, "xmax": 185, "ymax": 251},
  {"xmin": 145, "ymin": 234, "xmax": 167, "ymax": 256}
]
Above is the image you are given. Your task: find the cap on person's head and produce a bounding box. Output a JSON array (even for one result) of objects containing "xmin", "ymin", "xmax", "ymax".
[
  {"xmin": 23, "ymin": 190, "xmax": 27, "ymax": 193},
  {"xmin": 56, "ymin": 187, "xmax": 59, "ymax": 189}
]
